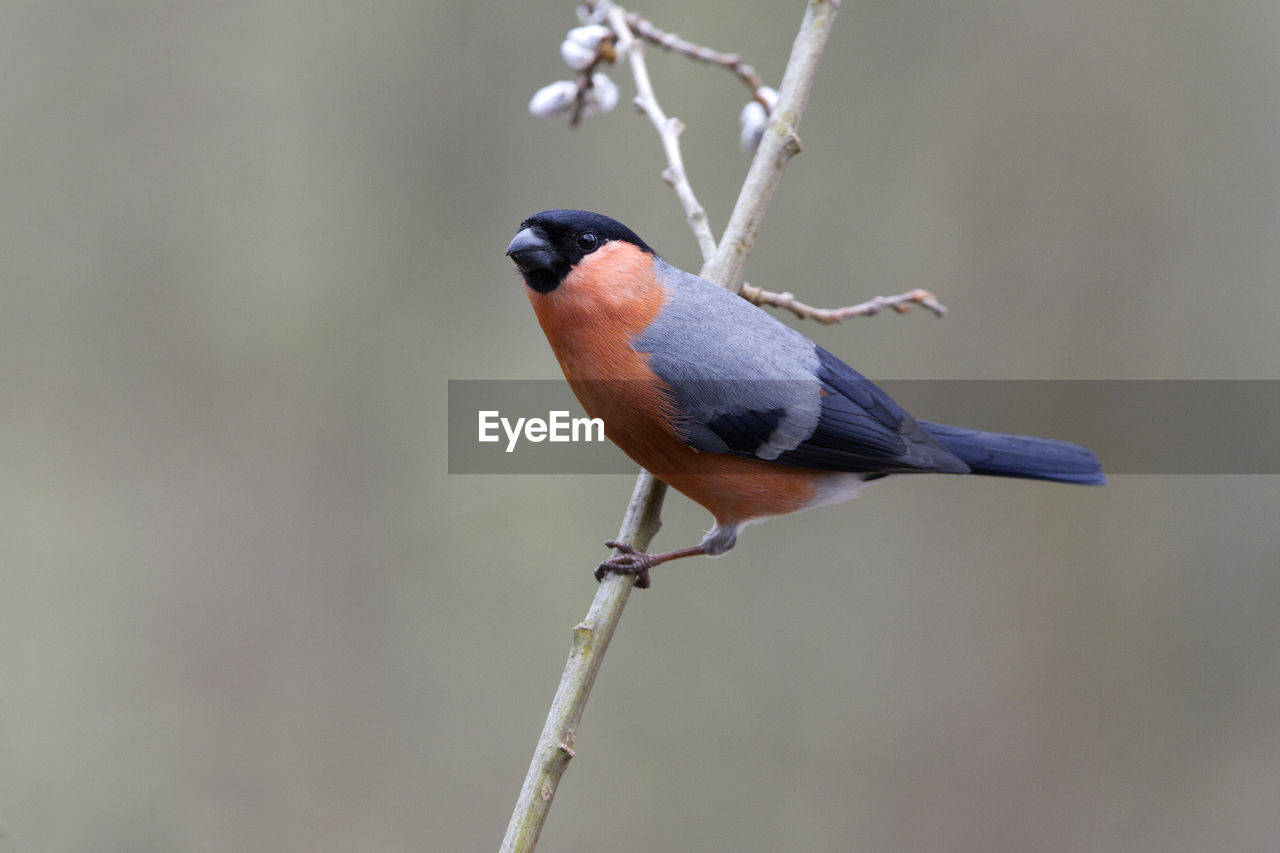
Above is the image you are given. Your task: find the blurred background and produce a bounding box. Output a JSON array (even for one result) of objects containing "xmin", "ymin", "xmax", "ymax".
[{"xmin": 3, "ymin": 2, "xmax": 1278, "ymax": 851}]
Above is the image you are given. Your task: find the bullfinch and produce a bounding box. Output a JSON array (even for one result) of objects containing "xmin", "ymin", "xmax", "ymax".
[{"xmin": 506, "ymin": 209, "xmax": 1104, "ymax": 587}]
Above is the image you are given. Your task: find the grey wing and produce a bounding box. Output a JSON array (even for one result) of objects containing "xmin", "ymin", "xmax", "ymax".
[{"xmin": 634, "ymin": 259, "xmax": 968, "ymax": 474}]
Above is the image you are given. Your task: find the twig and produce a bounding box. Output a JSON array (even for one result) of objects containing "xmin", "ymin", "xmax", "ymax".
[
  {"xmin": 740, "ymin": 285, "xmax": 948, "ymax": 323},
  {"xmin": 501, "ymin": 3, "xmax": 840, "ymax": 851},
  {"xmin": 607, "ymin": 5, "xmax": 717, "ymax": 262},
  {"xmin": 567, "ymin": 73, "xmax": 597, "ymax": 128},
  {"xmin": 624, "ymin": 12, "xmax": 765, "ymax": 94}
]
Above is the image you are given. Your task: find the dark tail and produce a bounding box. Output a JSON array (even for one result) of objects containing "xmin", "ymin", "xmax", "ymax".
[{"xmin": 919, "ymin": 421, "xmax": 1106, "ymax": 485}]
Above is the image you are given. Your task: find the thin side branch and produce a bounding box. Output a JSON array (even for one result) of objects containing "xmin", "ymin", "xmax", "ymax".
[
  {"xmin": 741, "ymin": 285, "xmax": 948, "ymax": 323},
  {"xmin": 607, "ymin": 5, "xmax": 717, "ymax": 262},
  {"xmin": 624, "ymin": 12, "xmax": 765, "ymax": 94}
]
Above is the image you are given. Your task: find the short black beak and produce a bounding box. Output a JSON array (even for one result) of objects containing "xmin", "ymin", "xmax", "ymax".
[{"xmin": 506, "ymin": 226, "xmax": 556, "ymax": 273}]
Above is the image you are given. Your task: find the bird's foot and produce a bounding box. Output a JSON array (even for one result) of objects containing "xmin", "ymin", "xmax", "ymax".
[{"xmin": 596, "ymin": 540, "xmax": 653, "ymax": 589}]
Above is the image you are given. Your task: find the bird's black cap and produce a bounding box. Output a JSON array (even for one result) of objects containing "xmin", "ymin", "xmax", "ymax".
[{"xmin": 506, "ymin": 209, "xmax": 654, "ymax": 293}]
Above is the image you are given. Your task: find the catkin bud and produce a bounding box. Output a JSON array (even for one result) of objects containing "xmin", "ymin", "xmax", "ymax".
[
  {"xmin": 738, "ymin": 86, "xmax": 779, "ymax": 154},
  {"xmin": 528, "ymin": 80, "xmax": 579, "ymax": 118},
  {"xmin": 581, "ymin": 72, "xmax": 619, "ymax": 116},
  {"xmin": 560, "ymin": 24, "xmax": 612, "ymax": 71}
]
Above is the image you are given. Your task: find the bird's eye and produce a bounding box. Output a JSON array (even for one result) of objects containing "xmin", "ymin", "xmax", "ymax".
[{"xmin": 576, "ymin": 232, "xmax": 599, "ymax": 253}]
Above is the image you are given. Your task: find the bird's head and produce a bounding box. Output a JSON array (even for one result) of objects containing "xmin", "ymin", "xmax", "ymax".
[{"xmin": 506, "ymin": 209, "xmax": 654, "ymax": 294}]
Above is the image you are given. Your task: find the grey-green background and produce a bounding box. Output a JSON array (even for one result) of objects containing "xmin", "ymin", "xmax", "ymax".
[{"xmin": 4, "ymin": 2, "xmax": 1278, "ymax": 851}]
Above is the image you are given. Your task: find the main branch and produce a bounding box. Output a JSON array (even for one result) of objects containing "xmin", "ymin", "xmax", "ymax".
[
  {"xmin": 705, "ymin": 0, "xmax": 840, "ymax": 291},
  {"xmin": 499, "ymin": 473, "xmax": 666, "ymax": 853},
  {"xmin": 501, "ymin": 3, "xmax": 840, "ymax": 851}
]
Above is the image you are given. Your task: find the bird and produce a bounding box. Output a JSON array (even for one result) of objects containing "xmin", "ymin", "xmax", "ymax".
[{"xmin": 506, "ymin": 209, "xmax": 1104, "ymax": 587}]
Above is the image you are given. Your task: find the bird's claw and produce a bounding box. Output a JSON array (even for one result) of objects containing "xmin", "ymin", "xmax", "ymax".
[{"xmin": 596, "ymin": 540, "xmax": 653, "ymax": 589}]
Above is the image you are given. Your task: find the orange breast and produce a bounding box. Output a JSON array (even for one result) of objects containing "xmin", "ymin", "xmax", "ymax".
[{"xmin": 527, "ymin": 243, "xmax": 820, "ymax": 525}]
